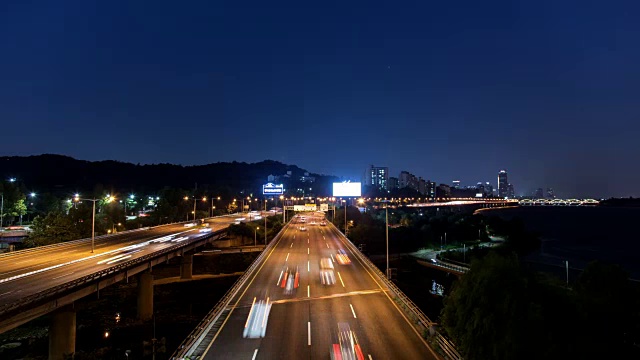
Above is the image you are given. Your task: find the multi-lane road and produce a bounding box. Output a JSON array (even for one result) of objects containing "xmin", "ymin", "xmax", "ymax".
[
  {"xmin": 0, "ymin": 215, "xmax": 247, "ymax": 312},
  {"xmin": 200, "ymin": 213, "xmax": 438, "ymax": 360}
]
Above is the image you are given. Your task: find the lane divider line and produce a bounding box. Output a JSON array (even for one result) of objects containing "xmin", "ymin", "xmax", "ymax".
[
  {"xmin": 350, "ymin": 303, "xmax": 357, "ymax": 318},
  {"xmin": 307, "ymin": 285, "xmax": 310, "ymax": 297},
  {"xmin": 338, "ymin": 272, "xmax": 345, "ymax": 287},
  {"xmin": 285, "ymin": 253, "xmax": 290, "ymax": 262},
  {"xmin": 307, "ymin": 321, "xmax": 311, "ymax": 346},
  {"xmin": 308, "ymin": 261, "xmax": 310, "ymax": 272},
  {"xmin": 252, "ymin": 349, "xmax": 259, "ymax": 360}
]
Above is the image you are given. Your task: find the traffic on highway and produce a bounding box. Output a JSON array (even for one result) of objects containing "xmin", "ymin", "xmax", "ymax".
[
  {"xmin": 0, "ymin": 215, "xmax": 253, "ymax": 311},
  {"xmin": 198, "ymin": 212, "xmax": 437, "ymax": 360}
]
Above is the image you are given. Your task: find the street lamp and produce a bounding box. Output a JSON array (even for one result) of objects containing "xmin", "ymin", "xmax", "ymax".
[
  {"xmin": 385, "ymin": 202, "xmax": 390, "ymax": 279},
  {"xmin": 0, "ymin": 192, "xmax": 4, "ymax": 229},
  {"xmin": 74, "ymin": 194, "xmax": 115, "ymax": 253},
  {"xmin": 279, "ymin": 195, "xmax": 285, "ymax": 222},
  {"xmin": 342, "ymin": 200, "xmax": 347, "ymax": 236},
  {"xmin": 254, "ymin": 226, "xmax": 259, "ymax": 246}
]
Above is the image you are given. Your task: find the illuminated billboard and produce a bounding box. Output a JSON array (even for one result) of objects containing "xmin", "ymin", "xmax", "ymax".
[
  {"xmin": 262, "ymin": 183, "xmax": 284, "ymax": 195},
  {"xmin": 332, "ymin": 182, "xmax": 362, "ymax": 197},
  {"xmin": 320, "ymin": 204, "xmax": 329, "ymax": 212}
]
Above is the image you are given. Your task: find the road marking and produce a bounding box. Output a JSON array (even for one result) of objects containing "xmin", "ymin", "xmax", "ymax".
[
  {"xmin": 368, "ymin": 355, "xmax": 373, "ymax": 360},
  {"xmin": 0, "ymin": 291, "xmax": 13, "ymax": 297},
  {"xmin": 329, "ymin": 224, "xmax": 440, "ymax": 359},
  {"xmin": 308, "ymin": 321, "xmax": 311, "ymax": 345},
  {"xmin": 285, "ymin": 253, "xmax": 290, "ymax": 262},
  {"xmin": 338, "ymin": 272, "xmax": 345, "ymax": 287},
  {"xmin": 290, "ymin": 243, "xmax": 293, "ymax": 248},
  {"xmin": 307, "ymin": 285, "xmax": 310, "ymax": 297},
  {"xmin": 252, "ymin": 349, "xmax": 259, "ymax": 360},
  {"xmin": 52, "ymin": 272, "xmax": 74, "ymax": 280},
  {"xmin": 277, "ymin": 270, "xmax": 283, "ymax": 285},
  {"xmin": 350, "ymin": 303, "xmax": 357, "ymax": 318},
  {"xmin": 307, "ymin": 248, "xmax": 309, "ymax": 255},
  {"xmin": 308, "ymin": 261, "xmax": 310, "ymax": 272},
  {"xmin": 326, "ymin": 243, "xmax": 329, "ymax": 248},
  {"xmin": 330, "ymin": 254, "xmax": 335, "ymax": 262},
  {"xmin": 307, "ymin": 238, "xmax": 309, "ymax": 244},
  {"xmin": 323, "ymin": 235, "xmax": 325, "ymax": 239},
  {"xmin": 245, "ymin": 297, "xmax": 257, "ymax": 328}
]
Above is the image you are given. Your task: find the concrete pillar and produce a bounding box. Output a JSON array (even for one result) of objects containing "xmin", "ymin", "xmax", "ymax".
[
  {"xmin": 180, "ymin": 254, "xmax": 193, "ymax": 280},
  {"xmin": 137, "ymin": 271, "xmax": 154, "ymax": 321},
  {"xmin": 49, "ymin": 304, "xmax": 76, "ymax": 360}
]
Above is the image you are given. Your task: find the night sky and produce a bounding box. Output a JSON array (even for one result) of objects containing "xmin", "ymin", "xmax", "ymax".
[{"xmin": 1, "ymin": 0, "xmax": 639, "ymax": 198}]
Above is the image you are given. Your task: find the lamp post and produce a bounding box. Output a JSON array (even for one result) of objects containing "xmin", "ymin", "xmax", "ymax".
[
  {"xmin": 0, "ymin": 192, "xmax": 4, "ymax": 229},
  {"xmin": 75, "ymin": 194, "xmax": 115, "ymax": 253},
  {"xmin": 264, "ymin": 199, "xmax": 267, "ymax": 244},
  {"xmin": 386, "ymin": 202, "xmax": 390, "ymax": 279},
  {"xmin": 280, "ymin": 195, "xmax": 285, "ymax": 223},
  {"xmin": 210, "ymin": 196, "xmax": 220, "ymax": 218},
  {"xmin": 342, "ymin": 199, "xmax": 347, "ymax": 236},
  {"xmin": 254, "ymin": 226, "xmax": 259, "ymax": 246}
]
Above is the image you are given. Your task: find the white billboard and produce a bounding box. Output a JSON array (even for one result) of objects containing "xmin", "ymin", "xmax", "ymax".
[
  {"xmin": 320, "ymin": 204, "xmax": 329, "ymax": 212},
  {"xmin": 333, "ymin": 182, "xmax": 362, "ymax": 197}
]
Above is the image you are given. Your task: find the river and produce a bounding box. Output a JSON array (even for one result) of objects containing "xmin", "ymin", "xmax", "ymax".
[{"xmin": 477, "ymin": 206, "xmax": 640, "ymax": 279}]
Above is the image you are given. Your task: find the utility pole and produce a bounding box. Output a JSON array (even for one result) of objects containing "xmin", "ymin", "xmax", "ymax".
[
  {"xmin": 264, "ymin": 199, "xmax": 267, "ymax": 244},
  {"xmin": 343, "ymin": 200, "xmax": 348, "ymax": 236},
  {"xmin": 386, "ymin": 203, "xmax": 389, "ymax": 279},
  {"xmin": 0, "ymin": 193, "xmax": 3, "ymax": 229}
]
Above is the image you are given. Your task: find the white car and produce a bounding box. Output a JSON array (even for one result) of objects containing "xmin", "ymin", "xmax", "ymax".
[
  {"xmin": 320, "ymin": 258, "xmax": 336, "ymax": 285},
  {"xmin": 184, "ymin": 223, "xmax": 196, "ymax": 228},
  {"xmin": 300, "ymin": 226, "xmax": 307, "ymax": 231},
  {"xmin": 243, "ymin": 298, "xmax": 272, "ymax": 338},
  {"xmin": 199, "ymin": 227, "xmax": 212, "ymax": 233}
]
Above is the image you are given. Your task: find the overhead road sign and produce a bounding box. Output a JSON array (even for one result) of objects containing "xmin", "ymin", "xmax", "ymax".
[{"xmin": 263, "ymin": 183, "xmax": 284, "ymax": 195}]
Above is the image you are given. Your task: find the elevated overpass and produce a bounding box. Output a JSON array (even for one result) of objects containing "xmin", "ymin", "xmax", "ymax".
[
  {"xmin": 0, "ymin": 214, "xmax": 272, "ymax": 358},
  {"xmin": 172, "ymin": 214, "xmax": 461, "ymax": 360}
]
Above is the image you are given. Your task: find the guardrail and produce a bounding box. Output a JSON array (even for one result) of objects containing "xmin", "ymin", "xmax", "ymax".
[
  {"xmin": 428, "ymin": 259, "xmax": 469, "ymax": 274},
  {"xmin": 327, "ymin": 224, "xmax": 462, "ymax": 360},
  {"xmin": 0, "ymin": 227, "xmax": 227, "ymax": 317},
  {"xmin": 170, "ymin": 221, "xmax": 290, "ymax": 360},
  {"xmin": 0, "ymin": 213, "xmax": 241, "ymax": 259}
]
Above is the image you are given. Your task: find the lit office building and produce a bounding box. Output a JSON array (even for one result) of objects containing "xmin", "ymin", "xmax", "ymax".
[
  {"xmin": 365, "ymin": 165, "xmax": 389, "ymax": 190},
  {"xmin": 498, "ymin": 170, "xmax": 509, "ymax": 198}
]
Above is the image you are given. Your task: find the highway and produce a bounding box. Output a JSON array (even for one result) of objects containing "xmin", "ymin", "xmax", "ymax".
[
  {"xmin": 0, "ymin": 214, "xmax": 254, "ymax": 312},
  {"xmin": 200, "ymin": 213, "xmax": 438, "ymax": 360}
]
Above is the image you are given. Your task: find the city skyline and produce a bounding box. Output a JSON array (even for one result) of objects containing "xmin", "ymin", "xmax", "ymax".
[{"xmin": 2, "ymin": 1, "xmax": 638, "ymax": 199}]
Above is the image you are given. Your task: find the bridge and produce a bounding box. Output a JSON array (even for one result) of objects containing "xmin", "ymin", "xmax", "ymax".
[
  {"xmin": 172, "ymin": 213, "xmax": 461, "ymax": 360},
  {"xmin": 518, "ymin": 198, "xmax": 599, "ymax": 206},
  {"xmin": 0, "ymin": 213, "xmax": 270, "ymax": 359}
]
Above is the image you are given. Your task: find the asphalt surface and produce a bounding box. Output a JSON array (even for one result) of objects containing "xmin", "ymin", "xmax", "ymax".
[
  {"xmin": 202, "ymin": 213, "xmax": 438, "ymax": 360},
  {"xmin": 0, "ymin": 214, "xmax": 260, "ymax": 309}
]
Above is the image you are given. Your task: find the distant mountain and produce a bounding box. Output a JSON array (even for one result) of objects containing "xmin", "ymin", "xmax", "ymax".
[{"xmin": 0, "ymin": 154, "xmax": 338, "ymax": 196}]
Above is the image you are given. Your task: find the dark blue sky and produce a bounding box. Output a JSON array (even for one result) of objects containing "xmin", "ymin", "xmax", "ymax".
[{"xmin": 1, "ymin": 0, "xmax": 638, "ymax": 198}]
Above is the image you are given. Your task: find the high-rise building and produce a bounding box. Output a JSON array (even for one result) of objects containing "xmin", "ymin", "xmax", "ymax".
[
  {"xmin": 476, "ymin": 182, "xmax": 486, "ymax": 197},
  {"xmin": 535, "ymin": 188, "xmax": 544, "ymax": 199},
  {"xmin": 452, "ymin": 180, "xmax": 461, "ymax": 189},
  {"xmin": 388, "ymin": 177, "xmax": 399, "ymax": 190},
  {"xmin": 485, "ymin": 182, "xmax": 494, "ymax": 197},
  {"xmin": 426, "ymin": 181, "xmax": 436, "ymax": 201},
  {"xmin": 507, "ymin": 184, "xmax": 515, "ymax": 198},
  {"xmin": 546, "ymin": 188, "xmax": 555, "ymax": 199},
  {"xmin": 498, "ymin": 170, "xmax": 508, "ymax": 198},
  {"xmin": 365, "ymin": 165, "xmax": 388, "ymax": 190},
  {"xmin": 437, "ymin": 184, "xmax": 451, "ymax": 198},
  {"xmin": 398, "ymin": 171, "xmax": 419, "ymax": 192},
  {"xmin": 418, "ymin": 178, "xmax": 426, "ymax": 195}
]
